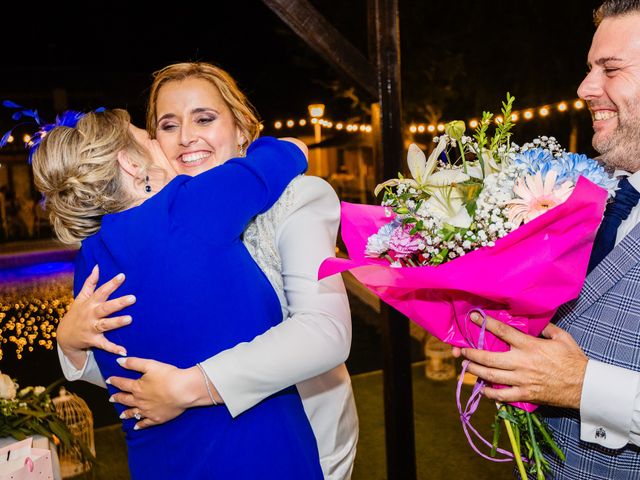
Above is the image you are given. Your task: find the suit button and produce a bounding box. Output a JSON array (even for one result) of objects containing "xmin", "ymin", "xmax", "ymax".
[{"xmin": 595, "ymin": 427, "xmax": 607, "ymax": 440}]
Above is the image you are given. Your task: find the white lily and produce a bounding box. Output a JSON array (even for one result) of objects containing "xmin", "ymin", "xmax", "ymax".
[
  {"xmin": 374, "ymin": 138, "xmax": 448, "ymax": 196},
  {"xmin": 423, "ymin": 187, "xmax": 473, "ymax": 228},
  {"xmin": 467, "ymin": 149, "xmax": 502, "ymax": 179},
  {"xmin": 428, "ymin": 169, "xmax": 470, "ymax": 186}
]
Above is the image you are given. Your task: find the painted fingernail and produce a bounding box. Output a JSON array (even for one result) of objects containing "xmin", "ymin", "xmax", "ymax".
[
  {"xmin": 119, "ymin": 349, "xmax": 127, "ymax": 357},
  {"xmin": 117, "ymin": 357, "xmax": 126, "ymax": 366},
  {"xmin": 119, "ymin": 412, "xmax": 127, "ymax": 419},
  {"xmin": 133, "ymin": 425, "xmax": 140, "ymax": 430},
  {"xmin": 122, "ymin": 316, "xmax": 132, "ymax": 325},
  {"xmin": 125, "ymin": 295, "xmax": 136, "ymax": 304},
  {"xmin": 105, "ymin": 377, "xmax": 112, "ymax": 385},
  {"xmin": 116, "ymin": 273, "xmax": 125, "ymax": 281},
  {"xmin": 109, "ymin": 395, "xmax": 115, "ymax": 403}
]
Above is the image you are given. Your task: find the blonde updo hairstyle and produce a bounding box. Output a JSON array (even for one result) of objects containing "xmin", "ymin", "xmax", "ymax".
[
  {"xmin": 31, "ymin": 109, "xmax": 150, "ymax": 244},
  {"xmin": 146, "ymin": 62, "xmax": 261, "ymax": 149}
]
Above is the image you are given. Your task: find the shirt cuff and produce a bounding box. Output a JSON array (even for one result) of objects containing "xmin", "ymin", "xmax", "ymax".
[
  {"xmin": 580, "ymin": 359, "xmax": 640, "ymax": 448},
  {"xmin": 57, "ymin": 344, "xmax": 89, "ymax": 381}
]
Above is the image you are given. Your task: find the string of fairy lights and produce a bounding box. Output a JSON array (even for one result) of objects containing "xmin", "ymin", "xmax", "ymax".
[
  {"xmin": 267, "ymin": 98, "xmax": 586, "ymax": 135},
  {"xmin": 0, "ymin": 98, "xmax": 586, "ymax": 146}
]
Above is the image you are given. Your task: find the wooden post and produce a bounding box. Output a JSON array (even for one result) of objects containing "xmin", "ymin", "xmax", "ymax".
[
  {"xmin": 261, "ymin": 1, "xmax": 417, "ymax": 477},
  {"xmin": 371, "ymin": 1, "xmax": 417, "ymax": 479}
]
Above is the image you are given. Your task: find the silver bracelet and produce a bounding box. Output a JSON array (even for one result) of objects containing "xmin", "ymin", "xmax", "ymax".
[{"xmin": 196, "ymin": 363, "xmax": 218, "ymax": 406}]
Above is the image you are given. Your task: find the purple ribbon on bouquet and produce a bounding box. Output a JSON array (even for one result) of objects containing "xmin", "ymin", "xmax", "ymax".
[{"xmin": 455, "ymin": 308, "xmax": 527, "ymax": 463}]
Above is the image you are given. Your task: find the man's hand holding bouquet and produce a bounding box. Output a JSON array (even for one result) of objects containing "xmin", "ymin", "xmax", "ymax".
[{"xmin": 319, "ymin": 94, "xmax": 615, "ymax": 479}]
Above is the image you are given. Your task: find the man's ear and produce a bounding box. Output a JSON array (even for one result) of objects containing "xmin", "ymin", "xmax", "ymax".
[{"xmin": 117, "ymin": 150, "xmax": 143, "ymax": 179}]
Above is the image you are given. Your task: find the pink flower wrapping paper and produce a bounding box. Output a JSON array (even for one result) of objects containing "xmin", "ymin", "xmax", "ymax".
[{"xmin": 319, "ymin": 176, "xmax": 607, "ymax": 411}]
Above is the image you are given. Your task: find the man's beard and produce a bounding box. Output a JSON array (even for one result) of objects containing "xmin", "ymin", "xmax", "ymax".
[{"xmin": 594, "ymin": 101, "xmax": 640, "ymax": 173}]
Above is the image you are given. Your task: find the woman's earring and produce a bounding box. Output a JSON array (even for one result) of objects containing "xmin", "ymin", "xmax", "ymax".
[
  {"xmin": 238, "ymin": 143, "xmax": 246, "ymax": 157},
  {"xmin": 144, "ymin": 176, "xmax": 152, "ymax": 193}
]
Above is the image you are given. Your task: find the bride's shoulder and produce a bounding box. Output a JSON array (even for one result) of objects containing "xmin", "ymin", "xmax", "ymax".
[{"xmin": 287, "ymin": 175, "xmax": 339, "ymax": 208}]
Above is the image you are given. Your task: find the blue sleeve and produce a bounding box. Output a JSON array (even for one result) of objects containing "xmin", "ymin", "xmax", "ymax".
[
  {"xmin": 72, "ymin": 247, "xmax": 93, "ymax": 298},
  {"xmin": 173, "ymin": 136, "xmax": 307, "ymax": 242}
]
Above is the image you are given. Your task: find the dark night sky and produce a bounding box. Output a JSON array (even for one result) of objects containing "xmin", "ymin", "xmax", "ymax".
[{"xmin": 0, "ymin": 0, "xmax": 604, "ymax": 148}]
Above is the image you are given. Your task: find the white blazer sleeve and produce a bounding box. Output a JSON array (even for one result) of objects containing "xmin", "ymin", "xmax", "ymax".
[
  {"xmin": 201, "ymin": 176, "xmax": 352, "ymax": 417},
  {"xmin": 57, "ymin": 345, "xmax": 107, "ymax": 388},
  {"xmin": 580, "ymin": 359, "xmax": 640, "ymax": 448}
]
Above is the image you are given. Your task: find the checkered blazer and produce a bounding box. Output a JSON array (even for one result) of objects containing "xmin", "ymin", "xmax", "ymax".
[{"xmin": 540, "ymin": 222, "xmax": 640, "ymax": 479}]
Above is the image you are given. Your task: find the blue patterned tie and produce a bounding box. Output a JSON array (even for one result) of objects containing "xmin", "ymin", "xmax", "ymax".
[{"xmin": 587, "ymin": 177, "xmax": 640, "ymax": 273}]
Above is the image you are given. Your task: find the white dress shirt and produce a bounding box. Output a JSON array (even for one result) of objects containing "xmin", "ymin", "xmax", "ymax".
[
  {"xmin": 58, "ymin": 175, "xmax": 358, "ymax": 479},
  {"xmin": 580, "ymin": 169, "xmax": 640, "ymax": 448}
]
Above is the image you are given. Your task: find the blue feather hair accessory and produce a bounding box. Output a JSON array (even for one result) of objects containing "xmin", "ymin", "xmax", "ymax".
[{"xmin": 0, "ymin": 100, "xmax": 105, "ymax": 163}]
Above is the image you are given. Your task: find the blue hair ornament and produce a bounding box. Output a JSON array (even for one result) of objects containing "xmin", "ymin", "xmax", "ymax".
[{"xmin": 0, "ymin": 100, "xmax": 106, "ymax": 163}]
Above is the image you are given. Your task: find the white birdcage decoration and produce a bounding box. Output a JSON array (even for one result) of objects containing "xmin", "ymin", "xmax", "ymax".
[{"xmin": 52, "ymin": 387, "xmax": 95, "ymax": 478}]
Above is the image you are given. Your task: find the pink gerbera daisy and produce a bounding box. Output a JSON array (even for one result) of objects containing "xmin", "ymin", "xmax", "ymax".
[{"xmin": 506, "ymin": 171, "xmax": 573, "ymax": 226}]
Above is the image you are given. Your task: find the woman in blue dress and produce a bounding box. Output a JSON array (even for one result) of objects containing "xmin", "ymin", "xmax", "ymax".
[
  {"xmin": 56, "ymin": 62, "xmax": 358, "ymax": 480},
  {"xmin": 30, "ymin": 108, "xmax": 322, "ymax": 479}
]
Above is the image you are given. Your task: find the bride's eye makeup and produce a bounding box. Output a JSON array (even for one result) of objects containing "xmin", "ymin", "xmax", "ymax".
[
  {"xmin": 158, "ymin": 122, "xmax": 178, "ymax": 132},
  {"xmin": 196, "ymin": 114, "xmax": 217, "ymax": 125}
]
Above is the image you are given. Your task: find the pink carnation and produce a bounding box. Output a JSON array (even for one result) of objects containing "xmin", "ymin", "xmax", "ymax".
[{"xmin": 388, "ymin": 225, "xmax": 423, "ymax": 258}]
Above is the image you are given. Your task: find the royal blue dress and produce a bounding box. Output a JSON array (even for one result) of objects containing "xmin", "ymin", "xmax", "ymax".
[{"xmin": 73, "ymin": 137, "xmax": 323, "ymax": 479}]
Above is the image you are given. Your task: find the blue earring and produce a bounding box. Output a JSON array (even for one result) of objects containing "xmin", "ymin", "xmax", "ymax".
[{"xmin": 144, "ymin": 176, "xmax": 152, "ymax": 193}]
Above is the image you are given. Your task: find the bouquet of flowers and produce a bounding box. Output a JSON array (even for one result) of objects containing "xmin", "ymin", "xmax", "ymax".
[
  {"xmin": 0, "ymin": 372, "xmax": 95, "ymax": 467},
  {"xmin": 319, "ymin": 94, "xmax": 614, "ymax": 479}
]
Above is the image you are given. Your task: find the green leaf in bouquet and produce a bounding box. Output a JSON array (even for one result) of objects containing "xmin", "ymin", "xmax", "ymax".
[
  {"xmin": 531, "ymin": 412, "xmax": 566, "ymax": 461},
  {"xmin": 430, "ymin": 248, "xmax": 449, "ymax": 265},
  {"xmin": 496, "ymin": 406, "xmax": 520, "ymax": 424},
  {"xmin": 402, "ymin": 216, "xmax": 417, "ymax": 226},
  {"xmin": 490, "ymin": 417, "xmax": 502, "ymax": 457},
  {"xmin": 465, "ymin": 199, "xmax": 477, "ymax": 218},
  {"xmin": 456, "ymin": 179, "xmax": 483, "ymax": 203},
  {"xmin": 525, "ymin": 411, "xmax": 545, "ymax": 480},
  {"xmin": 410, "ymin": 220, "xmax": 424, "ymax": 236}
]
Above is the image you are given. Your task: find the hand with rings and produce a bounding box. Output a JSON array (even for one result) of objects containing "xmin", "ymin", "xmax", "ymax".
[
  {"xmin": 56, "ymin": 265, "xmax": 136, "ymax": 370},
  {"xmin": 94, "ymin": 319, "xmax": 107, "ymax": 334},
  {"xmin": 108, "ymin": 357, "xmax": 216, "ymax": 430}
]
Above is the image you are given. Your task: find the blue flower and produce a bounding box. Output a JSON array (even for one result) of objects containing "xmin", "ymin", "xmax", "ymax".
[
  {"xmin": 514, "ymin": 147, "xmax": 616, "ymax": 196},
  {"xmin": 366, "ymin": 219, "xmax": 402, "ymax": 257},
  {"xmin": 513, "ymin": 148, "xmax": 556, "ymax": 176}
]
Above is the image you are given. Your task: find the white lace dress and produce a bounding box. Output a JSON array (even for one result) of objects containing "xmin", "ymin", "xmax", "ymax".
[{"xmin": 241, "ymin": 176, "xmax": 358, "ymax": 480}]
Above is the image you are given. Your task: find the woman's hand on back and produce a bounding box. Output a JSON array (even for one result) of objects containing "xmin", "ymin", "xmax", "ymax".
[
  {"xmin": 57, "ymin": 265, "xmax": 134, "ymax": 369},
  {"xmin": 108, "ymin": 357, "xmax": 224, "ymax": 430}
]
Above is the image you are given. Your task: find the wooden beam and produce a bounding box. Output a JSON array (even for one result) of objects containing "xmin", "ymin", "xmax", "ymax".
[
  {"xmin": 371, "ymin": 0, "xmax": 418, "ymax": 478},
  {"xmin": 261, "ymin": 0, "xmax": 377, "ymax": 98}
]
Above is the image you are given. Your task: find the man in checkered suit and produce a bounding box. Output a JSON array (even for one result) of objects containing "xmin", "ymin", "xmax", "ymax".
[{"xmin": 456, "ymin": 1, "xmax": 640, "ymax": 477}]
